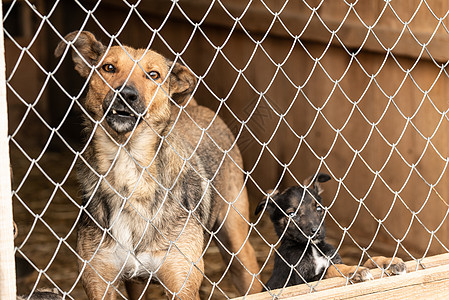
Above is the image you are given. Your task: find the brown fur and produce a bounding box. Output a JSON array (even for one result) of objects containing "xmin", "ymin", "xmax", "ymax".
[
  {"xmin": 55, "ymin": 31, "xmax": 261, "ymax": 299},
  {"xmin": 362, "ymin": 256, "xmax": 406, "ymax": 275},
  {"xmin": 324, "ymin": 264, "xmax": 372, "ymax": 281},
  {"xmin": 325, "ymin": 255, "xmax": 406, "ymax": 281}
]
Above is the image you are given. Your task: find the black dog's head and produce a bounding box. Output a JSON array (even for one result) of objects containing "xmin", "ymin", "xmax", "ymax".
[{"xmin": 256, "ymin": 173, "xmax": 331, "ymax": 244}]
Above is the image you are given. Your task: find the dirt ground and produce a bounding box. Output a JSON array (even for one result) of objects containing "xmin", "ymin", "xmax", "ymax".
[{"xmin": 11, "ymin": 147, "xmax": 379, "ymax": 299}]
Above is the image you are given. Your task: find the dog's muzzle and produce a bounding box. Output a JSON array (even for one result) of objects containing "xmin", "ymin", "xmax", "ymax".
[{"xmin": 103, "ymin": 85, "xmax": 146, "ymax": 133}]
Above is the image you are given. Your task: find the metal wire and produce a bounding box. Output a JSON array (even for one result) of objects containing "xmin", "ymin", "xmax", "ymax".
[{"xmin": 4, "ymin": 0, "xmax": 449, "ymax": 299}]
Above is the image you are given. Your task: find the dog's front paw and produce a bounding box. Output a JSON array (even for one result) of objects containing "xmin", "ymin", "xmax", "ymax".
[
  {"xmin": 367, "ymin": 256, "xmax": 407, "ymax": 276},
  {"xmin": 349, "ymin": 267, "xmax": 374, "ymax": 282},
  {"xmin": 388, "ymin": 258, "xmax": 406, "ymax": 275}
]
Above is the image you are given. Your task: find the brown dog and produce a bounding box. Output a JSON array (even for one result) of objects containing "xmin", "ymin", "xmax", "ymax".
[{"xmin": 55, "ymin": 31, "xmax": 261, "ymax": 299}]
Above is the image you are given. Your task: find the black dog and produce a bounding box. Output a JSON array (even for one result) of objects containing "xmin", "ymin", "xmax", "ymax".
[
  {"xmin": 256, "ymin": 173, "xmax": 406, "ymax": 290},
  {"xmin": 17, "ymin": 289, "xmax": 63, "ymax": 300}
]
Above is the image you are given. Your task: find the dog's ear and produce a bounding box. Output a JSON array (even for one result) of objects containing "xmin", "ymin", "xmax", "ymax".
[
  {"xmin": 55, "ymin": 31, "xmax": 105, "ymax": 77},
  {"xmin": 255, "ymin": 189, "xmax": 279, "ymax": 215},
  {"xmin": 303, "ymin": 172, "xmax": 331, "ymax": 195},
  {"xmin": 13, "ymin": 221, "xmax": 18, "ymax": 239},
  {"xmin": 255, "ymin": 199, "xmax": 269, "ymax": 216},
  {"xmin": 168, "ymin": 62, "xmax": 197, "ymax": 104}
]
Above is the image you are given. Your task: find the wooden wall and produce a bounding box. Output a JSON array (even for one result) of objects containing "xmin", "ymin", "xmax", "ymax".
[{"xmin": 6, "ymin": 0, "xmax": 449, "ymax": 261}]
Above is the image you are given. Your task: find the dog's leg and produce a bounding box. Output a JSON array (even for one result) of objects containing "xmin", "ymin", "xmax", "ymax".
[
  {"xmin": 363, "ymin": 256, "xmax": 406, "ymax": 275},
  {"xmin": 125, "ymin": 280, "xmax": 150, "ymax": 300},
  {"xmin": 79, "ymin": 255, "xmax": 121, "ymax": 300},
  {"xmin": 214, "ymin": 186, "xmax": 263, "ymax": 295},
  {"xmin": 156, "ymin": 225, "xmax": 204, "ymax": 300},
  {"xmin": 325, "ymin": 264, "xmax": 374, "ymax": 282},
  {"xmin": 78, "ymin": 232, "xmax": 122, "ymax": 300}
]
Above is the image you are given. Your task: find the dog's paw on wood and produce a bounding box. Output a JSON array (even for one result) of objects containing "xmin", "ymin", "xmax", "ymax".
[
  {"xmin": 388, "ymin": 258, "xmax": 407, "ymax": 275},
  {"xmin": 389, "ymin": 261, "xmax": 407, "ymax": 275},
  {"xmin": 364, "ymin": 256, "xmax": 407, "ymax": 276},
  {"xmin": 325, "ymin": 264, "xmax": 373, "ymax": 282},
  {"xmin": 348, "ymin": 266, "xmax": 374, "ymax": 282}
]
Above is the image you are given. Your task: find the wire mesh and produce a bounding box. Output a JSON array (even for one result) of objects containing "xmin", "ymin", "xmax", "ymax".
[{"xmin": 3, "ymin": 0, "xmax": 449, "ymax": 299}]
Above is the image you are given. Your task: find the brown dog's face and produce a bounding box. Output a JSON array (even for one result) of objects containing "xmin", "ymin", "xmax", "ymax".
[{"xmin": 55, "ymin": 31, "xmax": 196, "ymax": 137}]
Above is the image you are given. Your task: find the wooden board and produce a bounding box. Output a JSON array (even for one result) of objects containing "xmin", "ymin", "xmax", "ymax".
[
  {"xmin": 97, "ymin": 0, "xmax": 449, "ymax": 62},
  {"xmin": 236, "ymin": 253, "xmax": 449, "ymax": 299}
]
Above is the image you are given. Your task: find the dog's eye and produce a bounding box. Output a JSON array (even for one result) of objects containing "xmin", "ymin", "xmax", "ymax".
[
  {"xmin": 286, "ymin": 209, "xmax": 297, "ymax": 218},
  {"xmin": 147, "ymin": 71, "xmax": 160, "ymax": 80},
  {"xmin": 102, "ymin": 64, "xmax": 116, "ymax": 73},
  {"xmin": 316, "ymin": 206, "xmax": 323, "ymax": 212}
]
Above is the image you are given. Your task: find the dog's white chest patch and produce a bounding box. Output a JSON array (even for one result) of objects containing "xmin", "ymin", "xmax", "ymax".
[
  {"xmin": 312, "ymin": 247, "xmax": 329, "ymax": 276},
  {"xmin": 129, "ymin": 252, "xmax": 163, "ymax": 278},
  {"xmin": 111, "ymin": 213, "xmax": 134, "ymax": 246},
  {"xmin": 112, "ymin": 246, "xmax": 163, "ymax": 279},
  {"xmin": 111, "ymin": 225, "xmax": 163, "ymax": 278},
  {"xmin": 109, "ymin": 210, "xmax": 163, "ymax": 278},
  {"xmin": 112, "ymin": 151, "xmax": 142, "ymax": 191}
]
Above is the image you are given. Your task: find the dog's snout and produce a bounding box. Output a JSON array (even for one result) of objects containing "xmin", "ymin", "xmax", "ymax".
[
  {"xmin": 104, "ymin": 85, "xmax": 145, "ymax": 133},
  {"xmin": 311, "ymin": 226, "xmax": 320, "ymax": 234},
  {"xmin": 119, "ymin": 86, "xmax": 139, "ymax": 103}
]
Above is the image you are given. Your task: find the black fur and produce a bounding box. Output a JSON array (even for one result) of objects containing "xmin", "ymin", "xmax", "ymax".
[
  {"xmin": 17, "ymin": 290, "xmax": 63, "ymax": 300},
  {"xmin": 256, "ymin": 173, "xmax": 342, "ymax": 289}
]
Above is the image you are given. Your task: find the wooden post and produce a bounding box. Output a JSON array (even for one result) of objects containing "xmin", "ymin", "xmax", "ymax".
[{"xmin": 0, "ymin": 2, "xmax": 16, "ymax": 298}]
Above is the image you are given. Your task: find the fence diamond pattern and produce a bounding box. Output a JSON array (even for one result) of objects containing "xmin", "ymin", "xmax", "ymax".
[{"xmin": 3, "ymin": 0, "xmax": 449, "ymax": 299}]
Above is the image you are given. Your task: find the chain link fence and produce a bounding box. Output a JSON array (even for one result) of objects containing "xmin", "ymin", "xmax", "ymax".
[{"xmin": 2, "ymin": 0, "xmax": 449, "ymax": 299}]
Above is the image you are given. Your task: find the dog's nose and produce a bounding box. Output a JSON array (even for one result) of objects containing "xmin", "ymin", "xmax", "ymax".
[{"xmin": 119, "ymin": 86, "xmax": 139, "ymax": 103}]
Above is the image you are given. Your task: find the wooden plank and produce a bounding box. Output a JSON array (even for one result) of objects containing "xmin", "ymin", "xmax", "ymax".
[
  {"xmin": 95, "ymin": 0, "xmax": 449, "ymax": 62},
  {"xmin": 293, "ymin": 263, "xmax": 449, "ymax": 299},
  {"xmin": 0, "ymin": 1, "xmax": 16, "ymax": 298},
  {"xmin": 236, "ymin": 253, "xmax": 449, "ymax": 299}
]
